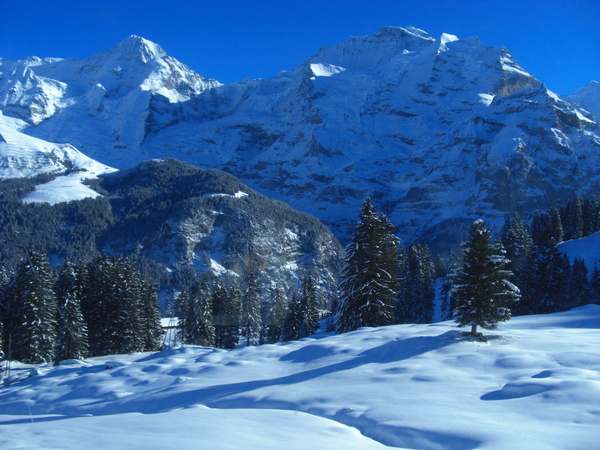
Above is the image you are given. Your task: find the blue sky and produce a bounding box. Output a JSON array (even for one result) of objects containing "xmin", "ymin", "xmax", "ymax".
[{"xmin": 1, "ymin": 0, "xmax": 598, "ymax": 95}]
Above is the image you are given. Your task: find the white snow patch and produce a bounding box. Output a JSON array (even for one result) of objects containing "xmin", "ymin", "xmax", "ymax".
[
  {"xmin": 559, "ymin": 231, "xmax": 600, "ymax": 270},
  {"xmin": 309, "ymin": 63, "xmax": 346, "ymax": 78},
  {"xmin": 478, "ymin": 93, "xmax": 495, "ymax": 106}
]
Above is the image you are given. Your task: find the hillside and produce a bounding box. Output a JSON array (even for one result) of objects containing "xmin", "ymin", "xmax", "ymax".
[{"xmin": 1, "ymin": 305, "xmax": 599, "ymax": 449}]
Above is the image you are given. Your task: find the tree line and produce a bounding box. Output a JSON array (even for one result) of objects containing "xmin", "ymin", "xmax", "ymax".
[
  {"xmin": 2, "ymin": 194, "xmax": 599, "ymax": 364},
  {"xmin": 0, "ymin": 250, "xmax": 162, "ymax": 364},
  {"xmin": 333, "ymin": 196, "xmax": 600, "ymax": 337},
  {"xmin": 174, "ymin": 272, "xmax": 321, "ymax": 349}
]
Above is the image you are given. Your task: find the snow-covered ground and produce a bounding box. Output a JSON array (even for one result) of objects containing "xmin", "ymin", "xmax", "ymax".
[
  {"xmin": 1, "ymin": 305, "xmax": 599, "ymax": 449},
  {"xmin": 559, "ymin": 231, "xmax": 600, "ymax": 271}
]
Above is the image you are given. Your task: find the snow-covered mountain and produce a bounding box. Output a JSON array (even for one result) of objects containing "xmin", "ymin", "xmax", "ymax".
[
  {"xmin": 2, "ymin": 305, "xmax": 599, "ymax": 449},
  {"xmin": 2, "ymin": 28, "xmax": 599, "ymax": 246},
  {"xmin": 564, "ymin": 80, "xmax": 600, "ymax": 120}
]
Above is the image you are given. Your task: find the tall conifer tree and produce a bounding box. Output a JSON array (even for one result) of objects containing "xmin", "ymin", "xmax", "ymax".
[
  {"xmin": 452, "ymin": 220, "xmax": 520, "ymax": 337},
  {"xmin": 335, "ymin": 198, "xmax": 401, "ymax": 333}
]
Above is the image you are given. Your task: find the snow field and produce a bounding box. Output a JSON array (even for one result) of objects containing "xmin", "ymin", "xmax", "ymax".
[{"xmin": 1, "ymin": 305, "xmax": 599, "ymax": 449}]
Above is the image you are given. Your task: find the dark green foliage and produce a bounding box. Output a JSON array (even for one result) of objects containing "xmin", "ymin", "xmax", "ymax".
[
  {"xmin": 569, "ymin": 258, "xmax": 590, "ymax": 309},
  {"xmin": 241, "ymin": 273, "xmax": 262, "ymax": 346},
  {"xmin": 452, "ymin": 220, "xmax": 520, "ymax": 336},
  {"xmin": 177, "ymin": 277, "xmax": 215, "ymax": 347},
  {"xmin": 298, "ymin": 275, "xmax": 321, "ymax": 338},
  {"xmin": 6, "ymin": 249, "xmax": 57, "ymax": 363},
  {"xmin": 213, "ymin": 279, "xmax": 241, "ymax": 349},
  {"xmin": 282, "ymin": 291, "xmax": 302, "ymax": 342},
  {"xmin": 396, "ymin": 244, "xmax": 435, "ymax": 324},
  {"xmin": 264, "ymin": 285, "xmax": 288, "ymax": 343},
  {"xmin": 590, "ymin": 264, "xmax": 600, "ymax": 305},
  {"xmin": 335, "ymin": 198, "xmax": 401, "ymax": 333},
  {"xmin": 54, "ymin": 261, "xmax": 89, "ymax": 362}
]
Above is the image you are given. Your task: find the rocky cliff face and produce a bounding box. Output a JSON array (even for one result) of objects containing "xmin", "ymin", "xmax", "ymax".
[{"xmin": 1, "ymin": 28, "xmax": 599, "ymax": 248}]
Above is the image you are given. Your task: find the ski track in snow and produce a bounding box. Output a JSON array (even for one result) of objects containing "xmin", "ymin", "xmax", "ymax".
[{"xmin": 1, "ymin": 305, "xmax": 599, "ymax": 449}]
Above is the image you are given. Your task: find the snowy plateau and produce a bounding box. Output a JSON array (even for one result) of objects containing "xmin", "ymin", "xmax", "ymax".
[
  {"xmin": 1, "ymin": 306, "xmax": 599, "ymax": 449},
  {"xmin": 1, "ymin": 27, "xmax": 599, "ymax": 246}
]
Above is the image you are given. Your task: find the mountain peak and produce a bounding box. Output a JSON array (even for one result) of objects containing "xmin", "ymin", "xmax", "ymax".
[
  {"xmin": 372, "ymin": 26, "xmax": 434, "ymax": 42},
  {"xmin": 110, "ymin": 35, "xmax": 167, "ymax": 63}
]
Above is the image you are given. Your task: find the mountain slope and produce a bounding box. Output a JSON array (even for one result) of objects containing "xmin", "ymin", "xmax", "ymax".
[
  {"xmin": 1, "ymin": 305, "xmax": 599, "ymax": 449},
  {"xmin": 2, "ymin": 28, "xmax": 599, "ymax": 246},
  {"xmin": 0, "ymin": 158, "xmax": 342, "ymax": 299}
]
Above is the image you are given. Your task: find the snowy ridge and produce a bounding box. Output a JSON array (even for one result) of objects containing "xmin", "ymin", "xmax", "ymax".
[
  {"xmin": 1, "ymin": 28, "xmax": 599, "ymax": 245},
  {"xmin": 1, "ymin": 305, "xmax": 599, "ymax": 449},
  {"xmin": 0, "ymin": 112, "xmax": 115, "ymax": 181}
]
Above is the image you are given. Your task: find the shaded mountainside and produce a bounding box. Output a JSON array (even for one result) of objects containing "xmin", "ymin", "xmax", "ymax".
[
  {"xmin": 1, "ymin": 27, "xmax": 599, "ymax": 248},
  {"xmin": 0, "ymin": 158, "xmax": 343, "ymax": 301}
]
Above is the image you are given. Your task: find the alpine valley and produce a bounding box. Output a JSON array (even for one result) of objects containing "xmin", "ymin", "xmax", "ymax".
[{"xmin": 1, "ymin": 25, "xmax": 599, "ymax": 281}]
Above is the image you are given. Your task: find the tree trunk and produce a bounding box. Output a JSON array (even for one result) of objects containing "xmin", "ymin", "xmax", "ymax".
[{"xmin": 471, "ymin": 323, "xmax": 478, "ymax": 337}]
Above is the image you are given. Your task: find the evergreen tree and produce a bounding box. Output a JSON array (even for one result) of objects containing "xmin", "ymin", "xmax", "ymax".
[
  {"xmin": 569, "ymin": 257, "xmax": 590, "ymax": 309},
  {"xmin": 114, "ymin": 256, "xmax": 144, "ymax": 354},
  {"xmin": 590, "ymin": 264, "xmax": 600, "ymax": 305},
  {"xmin": 8, "ymin": 249, "xmax": 57, "ymax": 363},
  {"xmin": 177, "ymin": 278, "xmax": 215, "ymax": 347},
  {"xmin": 54, "ymin": 261, "xmax": 89, "ymax": 362},
  {"xmin": 452, "ymin": 220, "xmax": 520, "ymax": 337},
  {"xmin": 298, "ymin": 275, "xmax": 321, "ymax": 338},
  {"xmin": 82, "ymin": 253, "xmax": 116, "ymax": 356},
  {"xmin": 241, "ymin": 273, "xmax": 262, "ymax": 346},
  {"xmin": 282, "ymin": 290, "xmax": 302, "ymax": 342},
  {"xmin": 396, "ymin": 243, "xmax": 435, "ymax": 324},
  {"xmin": 335, "ymin": 198, "xmax": 402, "ymax": 333},
  {"xmin": 175, "ymin": 289, "xmax": 193, "ymax": 344},
  {"xmin": 531, "ymin": 246, "xmax": 571, "ymax": 314},
  {"xmin": 138, "ymin": 277, "xmax": 164, "ymax": 351},
  {"xmin": 501, "ymin": 213, "xmax": 535, "ymax": 316},
  {"xmin": 265, "ymin": 285, "xmax": 288, "ymax": 343},
  {"xmin": 213, "ymin": 278, "xmax": 241, "ymax": 349}
]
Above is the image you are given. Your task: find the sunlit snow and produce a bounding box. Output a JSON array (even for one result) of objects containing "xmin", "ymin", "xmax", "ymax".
[{"xmin": 1, "ymin": 306, "xmax": 599, "ymax": 449}]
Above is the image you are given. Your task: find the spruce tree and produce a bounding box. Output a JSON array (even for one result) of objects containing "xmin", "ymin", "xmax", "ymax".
[
  {"xmin": 569, "ymin": 257, "xmax": 590, "ymax": 309},
  {"xmin": 213, "ymin": 278, "xmax": 241, "ymax": 349},
  {"xmin": 54, "ymin": 261, "xmax": 89, "ymax": 362},
  {"xmin": 241, "ymin": 273, "xmax": 262, "ymax": 346},
  {"xmin": 138, "ymin": 278, "xmax": 164, "ymax": 351},
  {"xmin": 298, "ymin": 275, "xmax": 321, "ymax": 338},
  {"xmin": 282, "ymin": 290, "xmax": 302, "ymax": 341},
  {"xmin": 265, "ymin": 285, "xmax": 288, "ymax": 343},
  {"xmin": 590, "ymin": 264, "xmax": 600, "ymax": 305},
  {"xmin": 335, "ymin": 198, "xmax": 401, "ymax": 333},
  {"xmin": 452, "ymin": 220, "xmax": 520, "ymax": 337},
  {"xmin": 396, "ymin": 244, "xmax": 435, "ymax": 324},
  {"xmin": 9, "ymin": 249, "xmax": 57, "ymax": 363}
]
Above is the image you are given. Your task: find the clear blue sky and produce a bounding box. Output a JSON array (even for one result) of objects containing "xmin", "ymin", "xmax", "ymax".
[{"xmin": 1, "ymin": 0, "xmax": 598, "ymax": 95}]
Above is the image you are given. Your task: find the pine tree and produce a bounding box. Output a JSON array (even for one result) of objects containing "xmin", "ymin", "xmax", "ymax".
[
  {"xmin": 531, "ymin": 246, "xmax": 571, "ymax": 314},
  {"xmin": 501, "ymin": 214, "xmax": 535, "ymax": 316},
  {"xmin": 396, "ymin": 244, "xmax": 435, "ymax": 324},
  {"xmin": 240, "ymin": 274, "xmax": 261, "ymax": 346},
  {"xmin": 590, "ymin": 264, "xmax": 600, "ymax": 305},
  {"xmin": 335, "ymin": 198, "xmax": 402, "ymax": 333},
  {"xmin": 282, "ymin": 290, "xmax": 302, "ymax": 342},
  {"xmin": 9, "ymin": 249, "xmax": 57, "ymax": 363},
  {"xmin": 175, "ymin": 289, "xmax": 193, "ymax": 344},
  {"xmin": 138, "ymin": 277, "xmax": 164, "ymax": 351},
  {"xmin": 265, "ymin": 285, "xmax": 288, "ymax": 343},
  {"xmin": 54, "ymin": 261, "xmax": 89, "ymax": 362},
  {"xmin": 298, "ymin": 275, "xmax": 321, "ymax": 338},
  {"xmin": 452, "ymin": 220, "xmax": 520, "ymax": 337},
  {"xmin": 213, "ymin": 278, "xmax": 241, "ymax": 349},
  {"xmin": 569, "ymin": 257, "xmax": 590, "ymax": 309}
]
